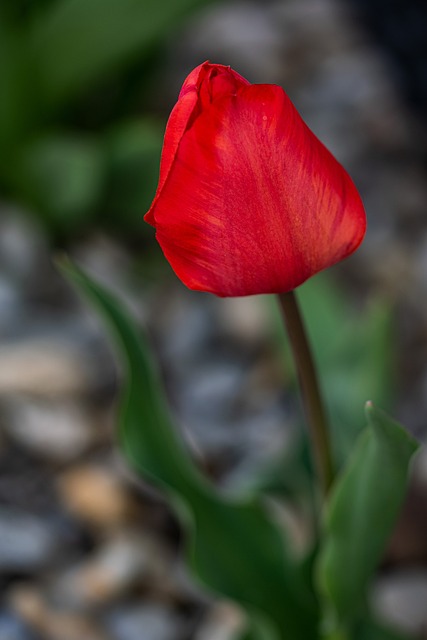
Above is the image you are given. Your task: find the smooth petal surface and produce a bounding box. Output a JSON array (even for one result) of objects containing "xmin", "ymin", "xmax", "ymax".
[{"xmin": 145, "ymin": 63, "xmax": 366, "ymax": 297}]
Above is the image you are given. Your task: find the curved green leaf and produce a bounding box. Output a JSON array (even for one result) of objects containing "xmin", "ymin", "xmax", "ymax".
[
  {"xmin": 317, "ymin": 403, "xmax": 418, "ymax": 626},
  {"xmin": 60, "ymin": 259, "xmax": 319, "ymax": 639}
]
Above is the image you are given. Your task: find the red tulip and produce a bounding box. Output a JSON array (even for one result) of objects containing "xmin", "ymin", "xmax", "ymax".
[{"xmin": 145, "ymin": 62, "xmax": 366, "ymax": 297}]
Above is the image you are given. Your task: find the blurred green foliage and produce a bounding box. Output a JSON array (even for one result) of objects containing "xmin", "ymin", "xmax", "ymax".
[
  {"xmin": 251, "ymin": 274, "xmax": 395, "ymax": 509},
  {"xmin": 0, "ymin": 0, "xmax": 217, "ymax": 239},
  {"xmin": 296, "ymin": 274, "xmax": 395, "ymax": 463},
  {"xmin": 271, "ymin": 273, "xmax": 395, "ymax": 464}
]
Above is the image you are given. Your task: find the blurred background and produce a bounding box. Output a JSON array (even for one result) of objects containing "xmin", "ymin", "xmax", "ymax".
[{"xmin": 1, "ymin": 0, "xmax": 427, "ymax": 638}]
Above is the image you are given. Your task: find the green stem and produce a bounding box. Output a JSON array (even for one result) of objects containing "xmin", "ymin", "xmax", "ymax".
[{"xmin": 277, "ymin": 290, "xmax": 334, "ymax": 497}]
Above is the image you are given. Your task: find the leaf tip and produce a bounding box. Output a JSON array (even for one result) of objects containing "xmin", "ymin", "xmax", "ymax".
[
  {"xmin": 53, "ymin": 250, "xmax": 69, "ymax": 266},
  {"xmin": 53, "ymin": 251, "xmax": 75, "ymax": 277},
  {"xmin": 364, "ymin": 400, "xmax": 376, "ymax": 422},
  {"xmin": 365, "ymin": 401, "xmax": 419, "ymax": 456},
  {"xmin": 54, "ymin": 254, "xmax": 87, "ymax": 291}
]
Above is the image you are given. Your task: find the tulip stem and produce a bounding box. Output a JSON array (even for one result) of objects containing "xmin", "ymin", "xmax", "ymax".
[{"xmin": 277, "ymin": 290, "xmax": 334, "ymax": 497}]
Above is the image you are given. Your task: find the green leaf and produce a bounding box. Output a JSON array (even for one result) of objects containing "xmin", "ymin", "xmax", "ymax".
[
  {"xmin": 353, "ymin": 616, "xmax": 411, "ymax": 640},
  {"xmin": 236, "ymin": 611, "xmax": 282, "ymax": 640},
  {"xmin": 31, "ymin": 0, "xmax": 218, "ymax": 109},
  {"xmin": 317, "ymin": 403, "xmax": 418, "ymax": 625},
  {"xmin": 60, "ymin": 259, "xmax": 319, "ymax": 639}
]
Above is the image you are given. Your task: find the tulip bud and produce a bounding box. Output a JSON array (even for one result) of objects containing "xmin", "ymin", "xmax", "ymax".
[{"xmin": 145, "ymin": 62, "xmax": 366, "ymax": 297}]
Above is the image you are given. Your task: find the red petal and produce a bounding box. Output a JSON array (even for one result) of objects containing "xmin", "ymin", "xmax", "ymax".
[
  {"xmin": 147, "ymin": 74, "xmax": 366, "ymax": 296},
  {"xmin": 145, "ymin": 63, "xmax": 250, "ymax": 227},
  {"xmin": 145, "ymin": 63, "xmax": 208, "ymax": 226}
]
